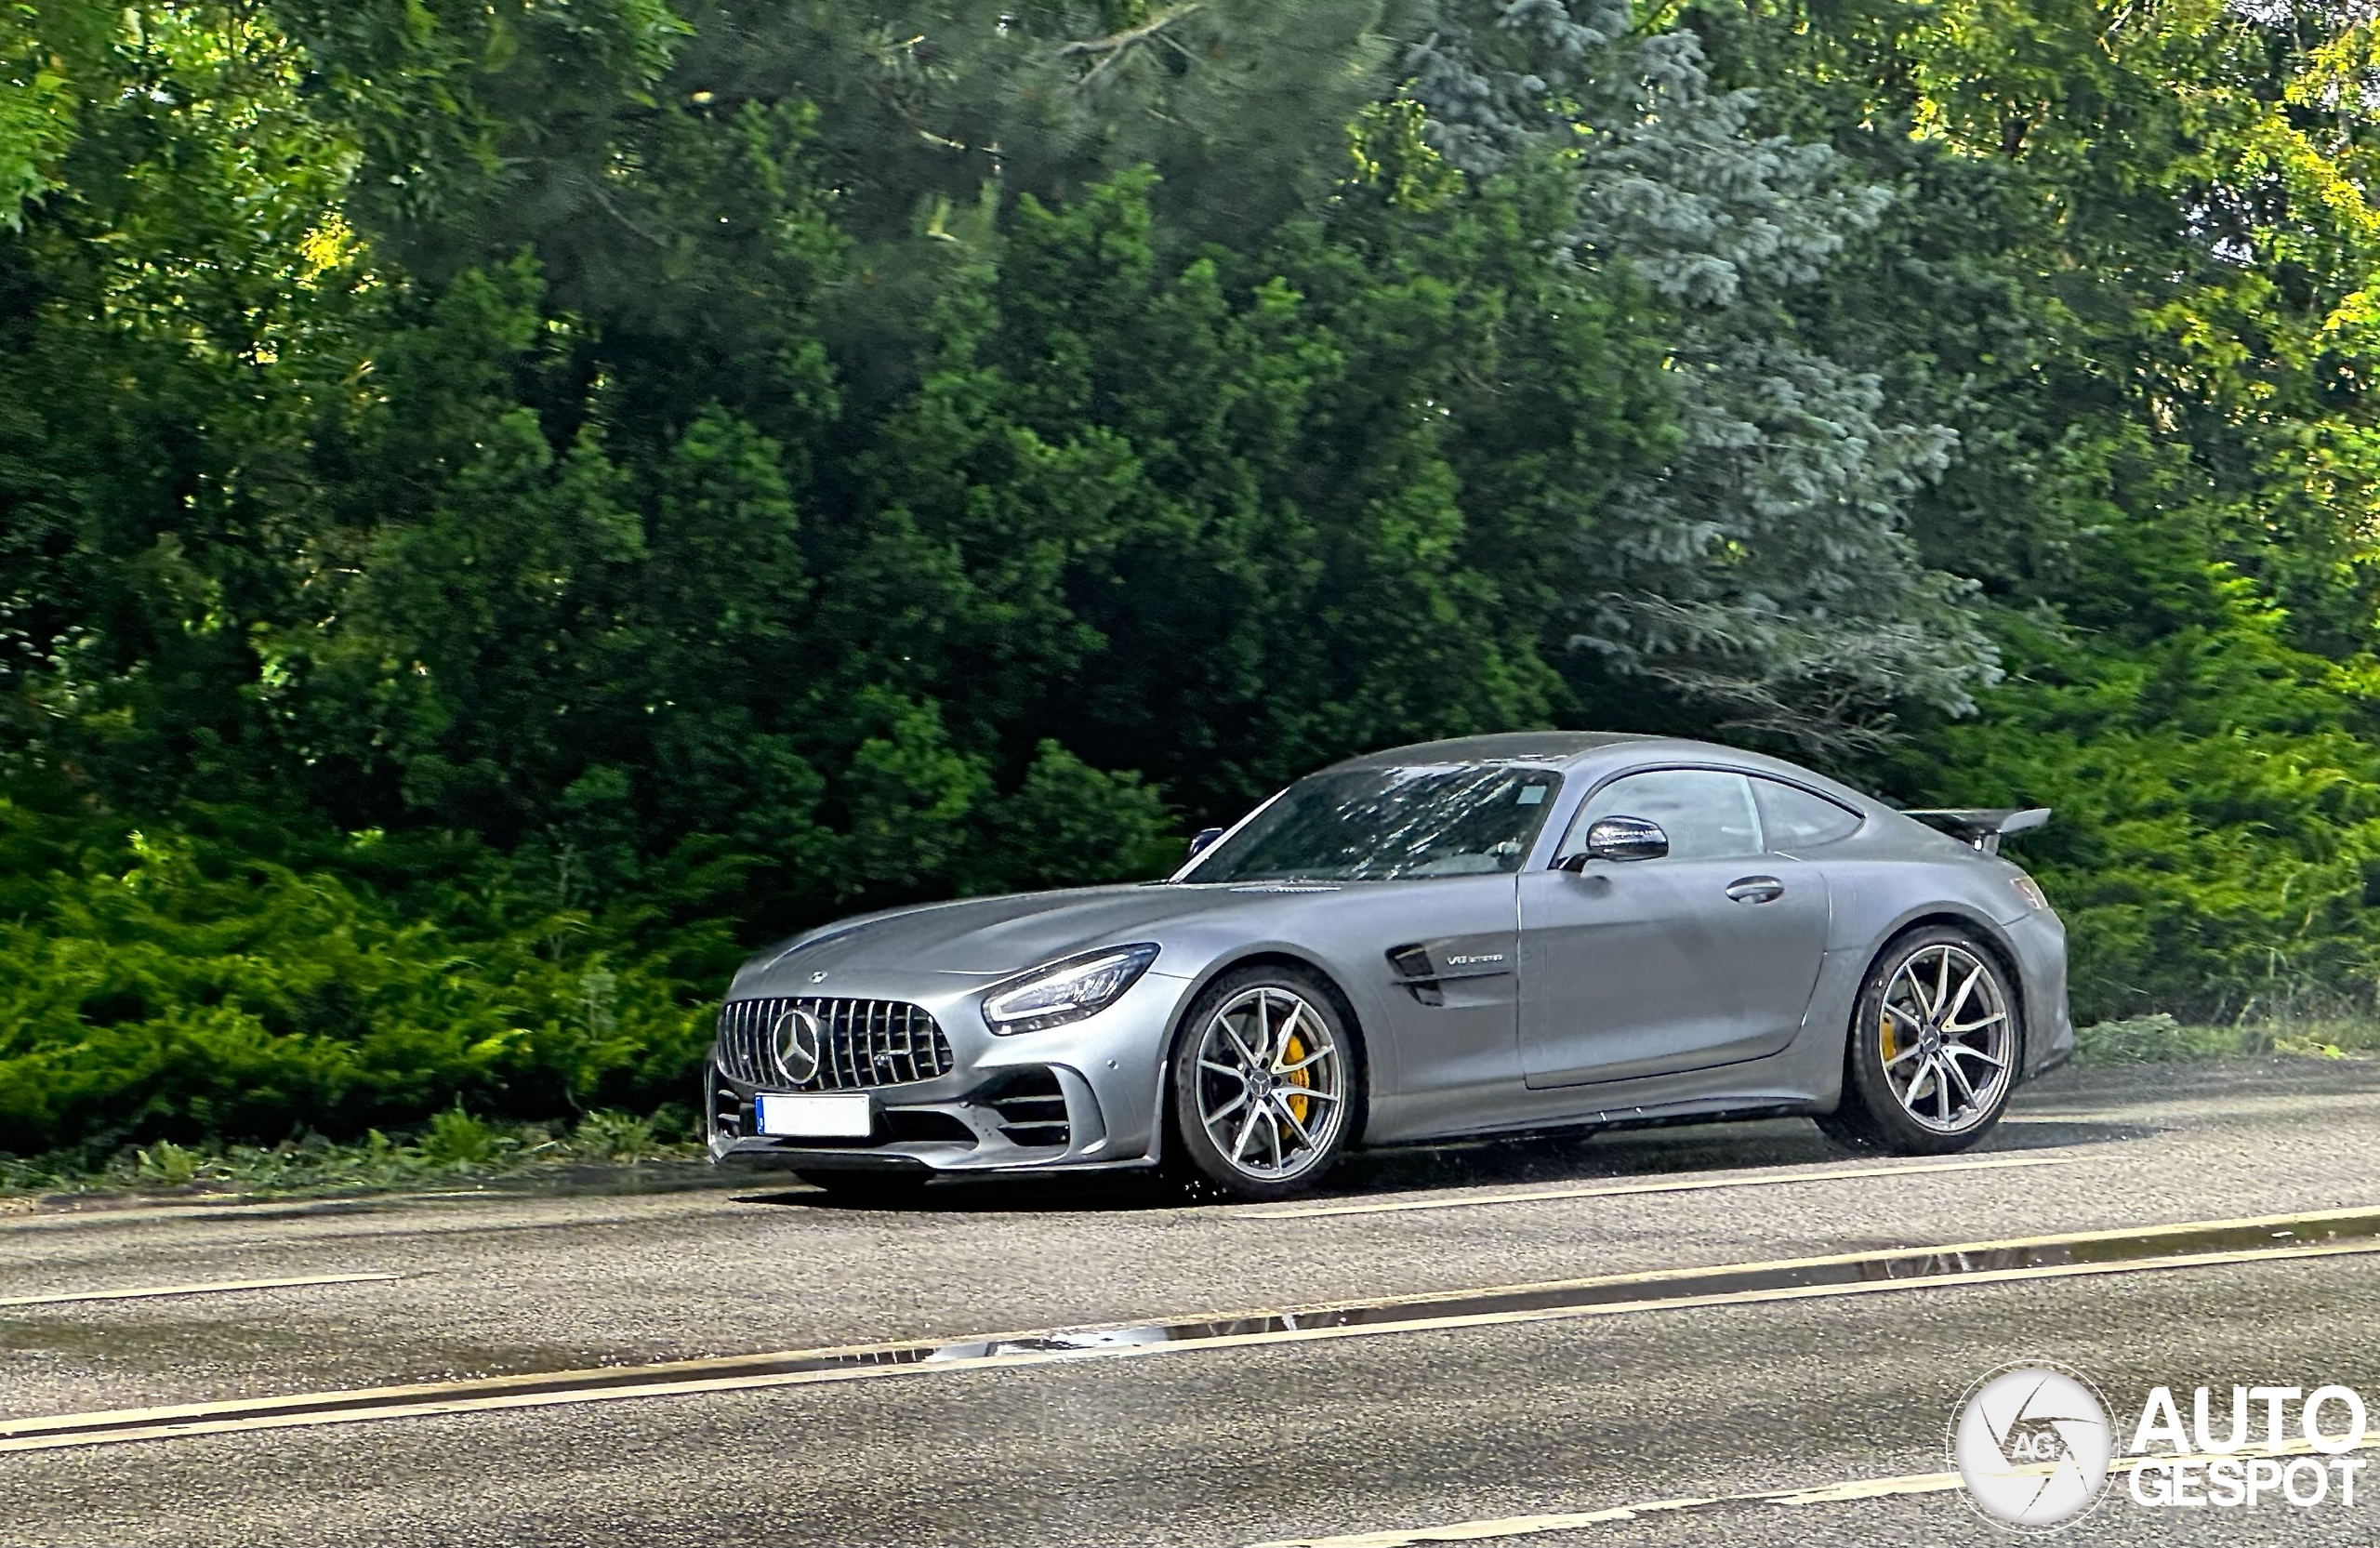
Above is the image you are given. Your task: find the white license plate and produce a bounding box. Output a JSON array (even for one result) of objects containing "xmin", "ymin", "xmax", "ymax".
[{"xmin": 755, "ymin": 1092, "xmax": 876, "ymax": 1139}]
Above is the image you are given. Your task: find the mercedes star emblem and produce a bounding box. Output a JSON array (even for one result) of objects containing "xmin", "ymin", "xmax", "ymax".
[{"xmin": 771, "ymin": 1007, "xmax": 824, "ymax": 1086}]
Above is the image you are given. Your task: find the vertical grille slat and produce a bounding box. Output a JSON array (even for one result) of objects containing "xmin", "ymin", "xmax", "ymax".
[
  {"xmin": 721, "ymin": 1001, "xmax": 747, "ymax": 1083},
  {"xmin": 713, "ymin": 997, "xmax": 953, "ymax": 1092}
]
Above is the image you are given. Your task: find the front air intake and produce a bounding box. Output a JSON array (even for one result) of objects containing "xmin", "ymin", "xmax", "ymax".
[{"xmin": 985, "ymin": 1068, "xmax": 1070, "ymax": 1149}]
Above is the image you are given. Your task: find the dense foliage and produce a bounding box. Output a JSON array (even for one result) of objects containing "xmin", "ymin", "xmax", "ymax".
[{"xmin": 7, "ymin": 0, "xmax": 2380, "ymax": 1156}]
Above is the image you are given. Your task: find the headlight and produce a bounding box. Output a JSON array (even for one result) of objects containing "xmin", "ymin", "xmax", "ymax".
[{"xmin": 983, "ymin": 945, "xmax": 1160, "ymax": 1035}]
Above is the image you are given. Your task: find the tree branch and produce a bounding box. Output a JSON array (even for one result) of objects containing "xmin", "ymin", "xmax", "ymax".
[{"xmin": 1055, "ymin": 5, "xmax": 1204, "ymax": 91}]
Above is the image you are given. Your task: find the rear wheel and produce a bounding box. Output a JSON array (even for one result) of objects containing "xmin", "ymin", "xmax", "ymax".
[
  {"xmin": 1819, "ymin": 926, "xmax": 2019, "ymax": 1156},
  {"xmin": 795, "ymin": 1169, "xmax": 931, "ymax": 1206},
  {"xmin": 1166, "ymin": 966, "xmax": 1359, "ymax": 1202}
]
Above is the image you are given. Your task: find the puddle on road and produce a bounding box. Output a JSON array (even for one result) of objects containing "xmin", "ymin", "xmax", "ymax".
[
  {"xmin": 777, "ymin": 1209, "xmax": 2380, "ymax": 1371},
  {"xmin": 14, "ymin": 1206, "xmax": 2380, "ymax": 1449}
]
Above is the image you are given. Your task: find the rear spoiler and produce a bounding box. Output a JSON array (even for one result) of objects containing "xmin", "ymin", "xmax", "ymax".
[{"xmin": 1900, "ymin": 807, "xmax": 2051, "ymax": 856}]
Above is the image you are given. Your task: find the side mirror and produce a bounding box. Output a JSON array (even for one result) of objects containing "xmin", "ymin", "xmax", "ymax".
[
  {"xmin": 1565, "ymin": 815, "xmax": 1669, "ymax": 867},
  {"xmin": 1185, "ymin": 827, "xmax": 1225, "ymax": 861}
]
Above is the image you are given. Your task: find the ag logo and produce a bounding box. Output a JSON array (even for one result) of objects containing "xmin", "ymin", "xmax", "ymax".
[
  {"xmin": 771, "ymin": 1007, "xmax": 825, "ymax": 1086},
  {"xmin": 1950, "ymin": 1363, "xmax": 2114, "ymax": 1531}
]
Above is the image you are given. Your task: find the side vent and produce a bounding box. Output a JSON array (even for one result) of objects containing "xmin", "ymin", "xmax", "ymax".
[
  {"xmin": 1388, "ymin": 941, "xmax": 1513, "ymax": 1006},
  {"xmin": 1387, "ymin": 944, "xmax": 1444, "ymax": 1006},
  {"xmin": 985, "ymin": 1069, "xmax": 1071, "ymax": 1149}
]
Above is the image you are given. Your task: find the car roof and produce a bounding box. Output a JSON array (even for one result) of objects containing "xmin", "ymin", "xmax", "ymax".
[
  {"xmin": 1325, "ymin": 732, "xmax": 1881, "ymax": 803},
  {"xmin": 1328, "ymin": 731, "xmax": 1712, "ymax": 771},
  {"xmin": 1325, "ymin": 732, "xmax": 1650, "ymax": 769}
]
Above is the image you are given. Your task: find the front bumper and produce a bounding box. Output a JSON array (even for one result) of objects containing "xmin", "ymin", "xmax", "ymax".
[{"xmin": 705, "ymin": 967, "xmax": 1188, "ymax": 1174}]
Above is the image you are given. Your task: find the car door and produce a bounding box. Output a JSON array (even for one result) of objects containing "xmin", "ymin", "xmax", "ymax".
[{"xmin": 1517, "ymin": 766, "xmax": 1831, "ymax": 1089}]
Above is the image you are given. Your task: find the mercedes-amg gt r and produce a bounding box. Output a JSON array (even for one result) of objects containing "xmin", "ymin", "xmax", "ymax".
[{"xmin": 707, "ymin": 733, "xmax": 2069, "ymax": 1200}]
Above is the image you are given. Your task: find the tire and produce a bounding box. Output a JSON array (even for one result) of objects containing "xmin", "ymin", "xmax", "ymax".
[
  {"xmin": 1818, "ymin": 925, "xmax": 2021, "ymax": 1157},
  {"xmin": 1166, "ymin": 964, "xmax": 1361, "ymax": 1202},
  {"xmin": 795, "ymin": 1169, "xmax": 931, "ymax": 1206}
]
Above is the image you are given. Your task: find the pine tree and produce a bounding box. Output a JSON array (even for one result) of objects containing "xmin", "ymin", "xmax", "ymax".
[{"xmin": 1407, "ymin": 1, "xmax": 1999, "ymax": 751}]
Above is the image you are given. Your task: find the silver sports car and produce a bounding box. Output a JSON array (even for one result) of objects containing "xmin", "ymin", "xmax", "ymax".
[{"xmin": 707, "ymin": 733, "xmax": 2071, "ymax": 1200}]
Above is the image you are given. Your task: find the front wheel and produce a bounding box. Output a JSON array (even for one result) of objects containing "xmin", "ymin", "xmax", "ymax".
[
  {"xmin": 1819, "ymin": 926, "xmax": 2020, "ymax": 1156},
  {"xmin": 1166, "ymin": 966, "xmax": 1360, "ymax": 1201}
]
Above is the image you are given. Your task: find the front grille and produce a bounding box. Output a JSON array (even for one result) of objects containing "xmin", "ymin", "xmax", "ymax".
[{"xmin": 713, "ymin": 998, "xmax": 955, "ymax": 1091}]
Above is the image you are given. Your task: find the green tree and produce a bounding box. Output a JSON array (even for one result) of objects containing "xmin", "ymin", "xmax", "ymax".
[
  {"xmin": 1406, "ymin": 1, "xmax": 2001, "ymax": 750},
  {"xmin": 1691, "ymin": 0, "xmax": 2380, "ymax": 1015},
  {"xmin": 20, "ymin": 0, "xmax": 2380, "ymax": 1158}
]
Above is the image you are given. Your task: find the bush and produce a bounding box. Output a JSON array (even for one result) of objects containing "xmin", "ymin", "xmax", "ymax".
[
  {"xmin": 416, "ymin": 1105, "xmax": 507, "ymax": 1166},
  {"xmin": 0, "ymin": 802, "xmax": 714, "ymax": 1157},
  {"xmin": 568, "ymin": 1109, "xmax": 660, "ymax": 1161},
  {"xmin": 0, "ymin": 1107, "xmax": 704, "ymax": 1198},
  {"xmin": 1894, "ymin": 602, "xmax": 2380, "ymax": 1024},
  {"xmin": 134, "ymin": 1139, "xmax": 201, "ymax": 1185}
]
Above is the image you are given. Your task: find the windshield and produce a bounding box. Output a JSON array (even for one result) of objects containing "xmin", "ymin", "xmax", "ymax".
[{"xmin": 1186, "ymin": 764, "xmax": 1564, "ymax": 882}]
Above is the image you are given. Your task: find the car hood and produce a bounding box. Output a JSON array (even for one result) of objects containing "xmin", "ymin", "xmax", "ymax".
[{"xmin": 735, "ymin": 882, "xmax": 1343, "ymax": 986}]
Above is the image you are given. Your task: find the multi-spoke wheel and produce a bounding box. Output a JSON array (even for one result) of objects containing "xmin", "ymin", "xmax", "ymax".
[
  {"xmin": 1168, "ymin": 967, "xmax": 1359, "ymax": 1199},
  {"xmin": 1819, "ymin": 926, "xmax": 2021, "ymax": 1156}
]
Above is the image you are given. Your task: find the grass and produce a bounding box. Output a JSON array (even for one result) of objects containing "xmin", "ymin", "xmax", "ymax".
[
  {"xmin": 0, "ymin": 1105, "xmax": 703, "ymax": 1204},
  {"xmin": 2072, "ymin": 1012, "xmax": 2380, "ymax": 1066}
]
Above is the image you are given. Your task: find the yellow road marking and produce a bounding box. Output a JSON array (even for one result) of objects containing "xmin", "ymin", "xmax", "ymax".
[
  {"xmin": 0, "ymin": 1273, "xmax": 402, "ymax": 1309},
  {"xmin": 1236, "ymin": 1153, "xmax": 2083, "ymax": 1220},
  {"xmin": 1246, "ymin": 1435, "xmax": 2380, "ymax": 1546},
  {"xmin": 7, "ymin": 1204, "xmax": 2379, "ymax": 1452}
]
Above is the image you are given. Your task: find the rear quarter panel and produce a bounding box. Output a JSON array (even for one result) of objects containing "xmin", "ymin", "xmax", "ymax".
[{"xmin": 1806, "ymin": 814, "xmax": 2070, "ymax": 1081}]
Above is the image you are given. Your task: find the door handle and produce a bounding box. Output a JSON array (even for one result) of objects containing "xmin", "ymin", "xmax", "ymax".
[{"xmin": 1725, "ymin": 876, "xmax": 1785, "ymax": 905}]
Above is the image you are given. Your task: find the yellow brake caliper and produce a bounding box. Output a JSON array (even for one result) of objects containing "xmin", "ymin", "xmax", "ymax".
[
  {"xmin": 1282, "ymin": 1031, "xmax": 1313, "ymax": 1127},
  {"xmin": 1880, "ymin": 1010, "xmax": 1897, "ymax": 1063}
]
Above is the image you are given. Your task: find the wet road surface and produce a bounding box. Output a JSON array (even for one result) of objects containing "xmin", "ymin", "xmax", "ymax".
[{"xmin": 7, "ymin": 1058, "xmax": 2380, "ymax": 1544}]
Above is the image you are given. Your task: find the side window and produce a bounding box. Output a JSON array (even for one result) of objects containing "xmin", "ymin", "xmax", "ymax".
[
  {"xmin": 1564, "ymin": 768, "xmax": 1762, "ymax": 863},
  {"xmin": 1752, "ymin": 778, "xmax": 1863, "ymax": 850}
]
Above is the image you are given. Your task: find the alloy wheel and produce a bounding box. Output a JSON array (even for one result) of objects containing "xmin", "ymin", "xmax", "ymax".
[
  {"xmin": 1879, "ymin": 942, "xmax": 2013, "ymax": 1134},
  {"xmin": 1192, "ymin": 986, "xmax": 1348, "ymax": 1181}
]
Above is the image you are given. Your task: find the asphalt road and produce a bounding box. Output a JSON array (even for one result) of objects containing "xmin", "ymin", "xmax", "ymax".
[{"xmin": 9, "ymin": 1058, "xmax": 2380, "ymax": 1545}]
